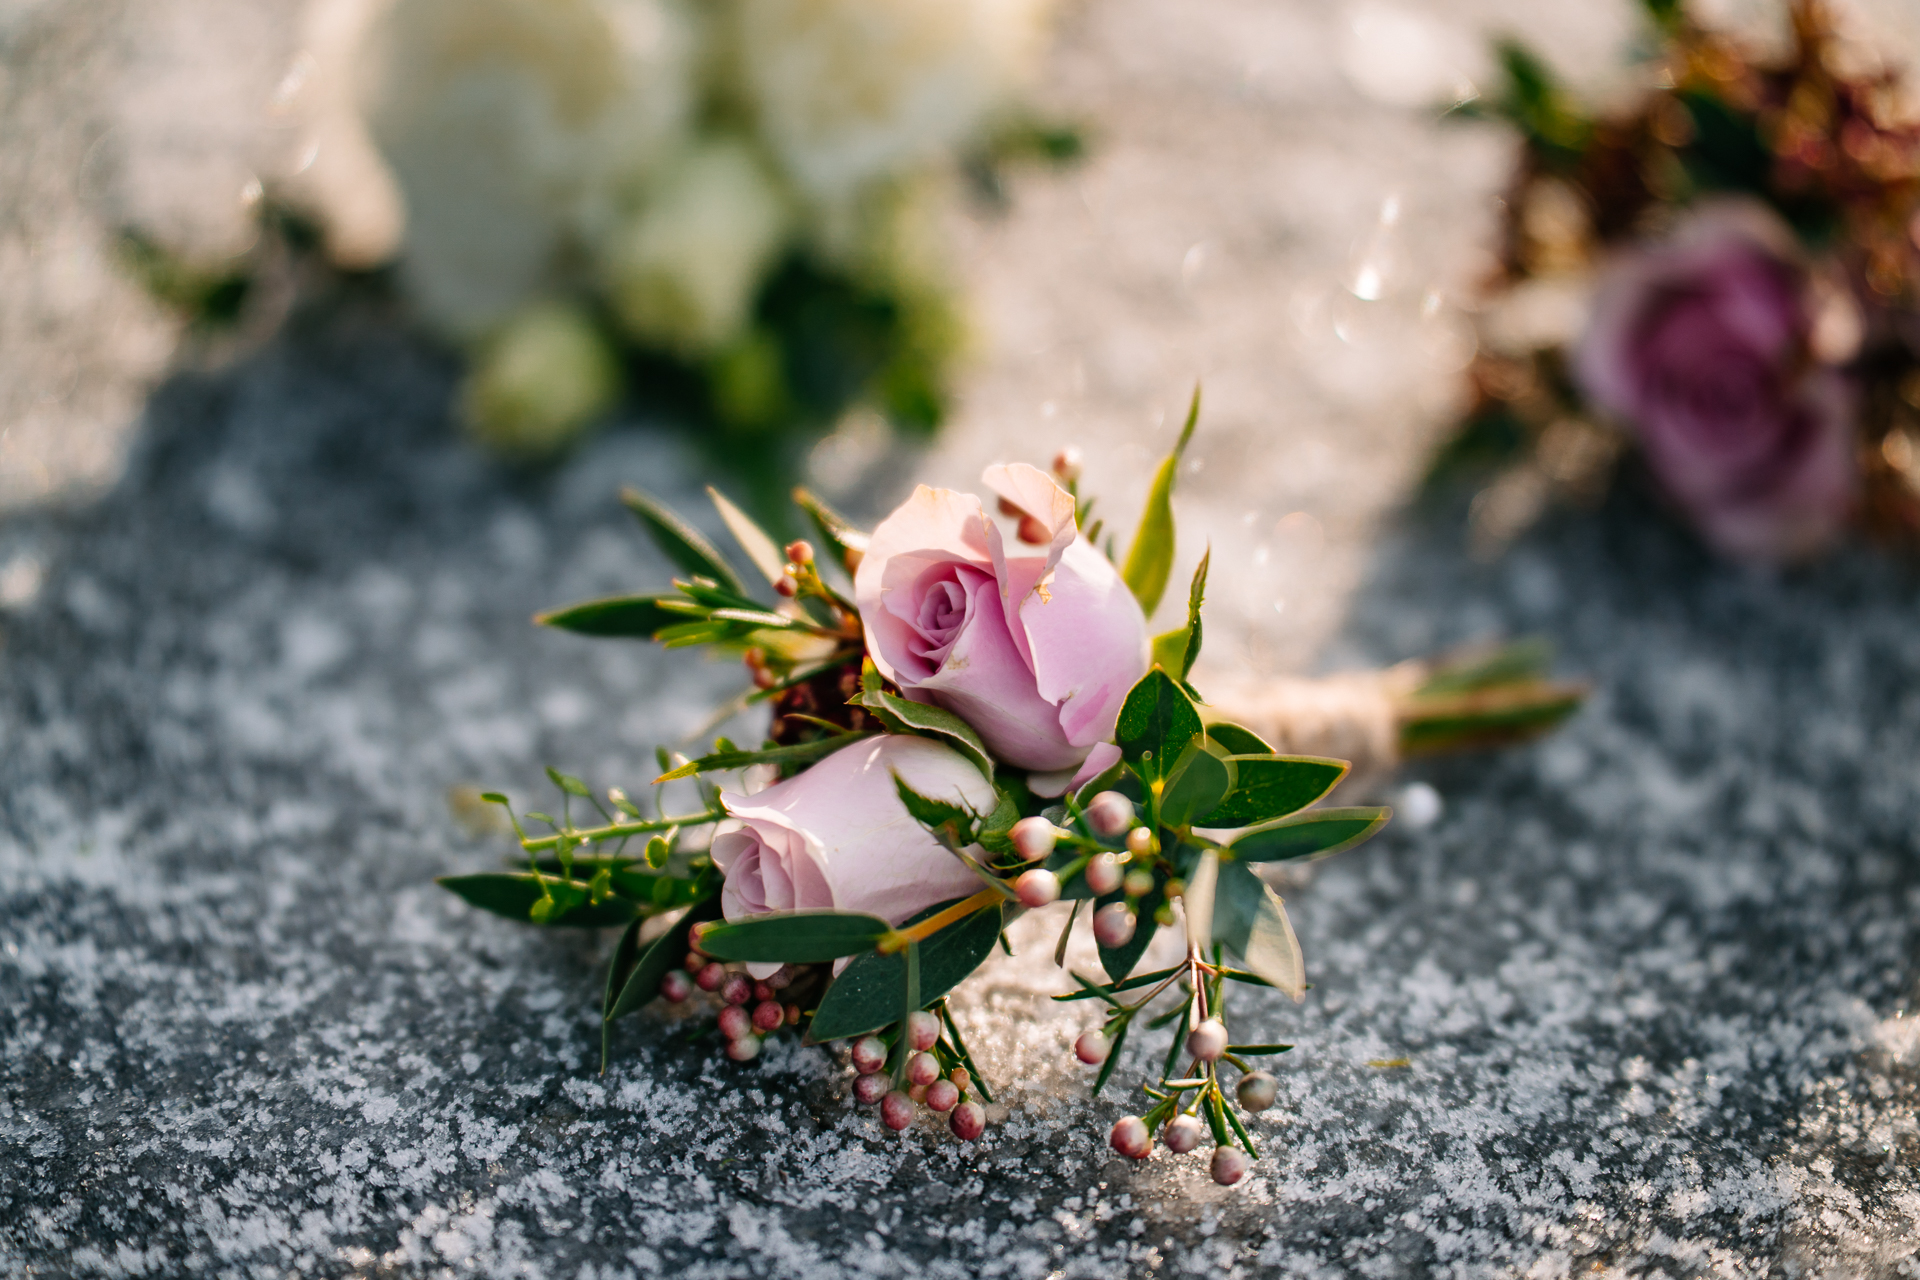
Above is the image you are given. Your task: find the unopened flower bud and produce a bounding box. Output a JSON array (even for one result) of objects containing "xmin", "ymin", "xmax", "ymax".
[
  {"xmin": 908, "ymin": 1083, "xmax": 928, "ymax": 1103},
  {"xmin": 784, "ymin": 540, "xmax": 814, "ymax": 566},
  {"xmin": 1017, "ymin": 515, "xmax": 1050, "ymax": 545},
  {"xmin": 1086, "ymin": 792, "xmax": 1134, "ymax": 839},
  {"xmin": 753, "ymin": 981, "xmax": 775, "ymax": 1003},
  {"xmin": 785, "ymin": 1003, "xmax": 802, "ymax": 1026},
  {"xmin": 1237, "ymin": 1071, "xmax": 1278, "ymax": 1113},
  {"xmin": 1187, "ymin": 1018, "xmax": 1228, "ymax": 1062},
  {"xmin": 880, "ymin": 1090, "xmax": 915, "ymax": 1131},
  {"xmin": 1163, "ymin": 1114, "xmax": 1207, "ymax": 1153},
  {"xmin": 695, "ymin": 962, "xmax": 727, "ymax": 993},
  {"xmin": 1052, "ymin": 446, "xmax": 1083, "ymax": 483},
  {"xmin": 1123, "ymin": 868, "xmax": 1155, "ymax": 898},
  {"xmin": 850, "ymin": 1035, "xmax": 888, "ymax": 1075},
  {"xmin": 1110, "ymin": 1115, "xmax": 1152, "ymax": 1160},
  {"xmin": 726, "ymin": 1035, "xmax": 762, "ymax": 1062},
  {"xmin": 906, "ymin": 1010, "xmax": 940, "ymax": 1051},
  {"xmin": 774, "ymin": 574, "xmax": 798, "ymax": 598},
  {"xmin": 906, "ymin": 1051, "xmax": 940, "ymax": 1088},
  {"xmin": 659, "ymin": 970, "xmax": 694, "ymax": 1003},
  {"xmin": 751, "ymin": 1000, "xmax": 784, "ymax": 1033},
  {"xmin": 1074, "ymin": 1029, "xmax": 1111, "ymax": 1065},
  {"xmin": 1015, "ymin": 868, "xmax": 1061, "ymax": 909},
  {"xmin": 717, "ymin": 1004, "xmax": 753, "ymax": 1040},
  {"xmin": 853, "ymin": 1071, "xmax": 891, "ymax": 1105},
  {"xmin": 1092, "ymin": 902, "xmax": 1136, "ymax": 949},
  {"xmin": 925, "ymin": 1079, "xmax": 960, "ymax": 1112},
  {"xmin": 688, "ymin": 921, "xmax": 715, "ymax": 949},
  {"xmin": 720, "ymin": 974, "xmax": 754, "ymax": 1007},
  {"xmin": 1009, "ymin": 816, "xmax": 1058, "ymax": 861},
  {"xmin": 950, "ymin": 1100, "xmax": 986, "ymax": 1141},
  {"xmin": 684, "ymin": 951, "xmax": 707, "ymax": 973},
  {"xmin": 1211, "ymin": 1145, "xmax": 1251, "ymax": 1186},
  {"xmin": 1124, "ymin": 827, "xmax": 1154, "ymax": 858},
  {"xmin": 766, "ymin": 965, "xmax": 793, "ymax": 990},
  {"xmin": 948, "ymin": 1067, "xmax": 971, "ymax": 1093},
  {"xmin": 1084, "ymin": 852, "xmax": 1123, "ymax": 897}
]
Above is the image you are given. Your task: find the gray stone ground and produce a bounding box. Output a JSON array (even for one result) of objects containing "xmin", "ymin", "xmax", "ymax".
[{"xmin": 5, "ymin": 297, "xmax": 1920, "ymax": 1278}]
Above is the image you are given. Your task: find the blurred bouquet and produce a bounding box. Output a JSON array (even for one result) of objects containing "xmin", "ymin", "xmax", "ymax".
[
  {"xmin": 1438, "ymin": 0, "xmax": 1920, "ymax": 563},
  {"xmin": 280, "ymin": 0, "xmax": 1066, "ymax": 460}
]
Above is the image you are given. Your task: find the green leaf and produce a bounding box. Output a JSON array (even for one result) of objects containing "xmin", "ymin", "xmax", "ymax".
[
  {"xmin": 1229, "ymin": 806, "xmax": 1389, "ymax": 862},
  {"xmin": 1203, "ymin": 722, "xmax": 1274, "ymax": 756},
  {"xmin": 810, "ymin": 901, "xmax": 1003, "ymax": 1041},
  {"xmin": 792, "ymin": 486, "xmax": 871, "ymax": 577},
  {"xmin": 1098, "ymin": 876, "xmax": 1164, "ymax": 984},
  {"xmin": 1050, "ymin": 963, "xmax": 1183, "ymax": 1001},
  {"xmin": 1091, "ymin": 1018, "xmax": 1129, "ymax": 1097},
  {"xmin": 1120, "ymin": 385, "xmax": 1199, "ymax": 617},
  {"xmin": 601, "ymin": 897, "xmax": 724, "ymax": 1068},
  {"xmin": 546, "ymin": 767, "xmax": 591, "ymax": 797},
  {"xmin": 699, "ymin": 909, "xmax": 892, "ymax": 964},
  {"xmin": 654, "ymin": 733, "xmax": 875, "ymax": 782},
  {"xmin": 1159, "ymin": 740, "xmax": 1234, "ymax": 829},
  {"xmin": 622, "ymin": 487, "xmax": 746, "ymax": 597},
  {"xmin": 1149, "ymin": 548, "xmax": 1209, "ymax": 679},
  {"xmin": 1199, "ymin": 755, "xmax": 1347, "ymax": 828},
  {"xmin": 890, "ymin": 771, "xmax": 977, "ymax": 836},
  {"xmin": 437, "ymin": 873, "xmax": 639, "ymax": 927},
  {"xmin": 1114, "ymin": 667, "xmax": 1204, "ymax": 784},
  {"xmin": 1210, "ymin": 860, "xmax": 1304, "ymax": 1000},
  {"xmin": 859, "ymin": 689, "xmax": 994, "ymax": 780},
  {"xmin": 708, "ymin": 486, "xmax": 788, "ymax": 587},
  {"xmin": 975, "ymin": 790, "xmax": 1024, "ymax": 855},
  {"xmin": 535, "ymin": 594, "xmax": 683, "ymax": 639},
  {"xmin": 1227, "ymin": 1043, "xmax": 1293, "ymax": 1055}
]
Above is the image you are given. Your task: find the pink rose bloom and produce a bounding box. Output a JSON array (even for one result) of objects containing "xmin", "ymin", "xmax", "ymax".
[
  {"xmin": 711, "ymin": 735, "xmax": 992, "ymax": 976},
  {"xmin": 854, "ymin": 463, "xmax": 1150, "ymax": 795},
  {"xmin": 1574, "ymin": 202, "xmax": 1857, "ymax": 562}
]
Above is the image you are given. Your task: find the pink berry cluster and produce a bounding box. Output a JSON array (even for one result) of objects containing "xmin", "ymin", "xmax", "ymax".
[
  {"xmin": 657, "ymin": 921, "xmax": 804, "ymax": 1062},
  {"xmin": 1005, "ymin": 792, "xmax": 1164, "ymax": 952},
  {"xmin": 847, "ymin": 1009, "xmax": 987, "ymax": 1141},
  {"xmin": 1106, "ymin": 1063, "xmax": 1276, "ymax": 1185}
]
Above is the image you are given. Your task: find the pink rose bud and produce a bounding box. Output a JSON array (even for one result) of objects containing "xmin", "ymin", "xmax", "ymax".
[
  {"xmin": 853, "ymin": 1071, "xmax": 891, "ymax": 1105},
  {"xmin": 1187, "ymin": 1018, "xmax": 1228, "ymax": 1062},
  {"xmin": 1092, "ymin": 902, "xmax": 1136, "ymax": 949},
  {"xmin": 726, "ymin": 1035, "xmax": 762, "ymax": 1062},
  {"xmin": 1124, "ymin": 827, "xmax": 1153, "ymax": 858},
  {"xmin": 850, "ymin": 1035, "xmax": 889, "ymax": 1075},
  {"xmin": 880, "ymin": 1091, "xmax": 915, "ymax": 1131},
  {"xmin": 1074, "ymin": 1029, "xmax": 1111, "ymax": 1065},
  {"xmin": 853, "ymin": 465, "xmax": 1147, "ymax": 794},
  {"xmin": 949, "ymin": 1100, "xmax": 986, "ymax": 1141},
  {"xmin": 1123, "ymin": 869, "xmax": 1154, "ymax": 898},
  {"xmin": 1015, "ymin": 868, "xmax": 1062, "ymax": 909},
  {"xmin": 659, "ymin": 970, "xmax": 694, "ymax": 1003},
  {"xmin": 906, "ymin": 1010, "xmax": 940, "ymax": 1052},
  {"xmin": 695, "ymin": 962, "xmax": 727, "ymax": 993},
  {"xmin": 906, "ymin": 1052, "xmax": 941, "ymax": 1088},
  {"xmin": 1237, "ymin": 1071, "xmax": 1278, "ymax": 1113},
  {"xmin": 1084, "ymin": 852, "xmax": 1123, "ymax": 897},
  {"xmin": 1086, "ymin": 793, "xmax": 1133, "ymax": 840},
  {"xmin": 784, "ymin": 540, "xmax": 814, "ymax": 566},
  {"xmin": 751, "ymin": 1000, "xmax": 784, "ymax": 1033},
  {"xmin": 1163, "ymin": 1114, "xmax": 1206, "ymax": 1154},
  {"xmin": 1009, "ymin": 816, "xmax": 1058, "ymax": 861},
  {"xmin": 925, "ymin": 1079, "xmax": 960, "ymax": 1112},
  {"xmin": 1109, "ymin": 1116, "xmax": 1153, "ymax": 1160},
  {"xmin": 1052, "ymin": 446, "xmax": 1083, "ymax": 483},
  {"xmin": 1211, "ymin": 1145, "xmax": 1251, "ymax": 1186},
  {"xmin": 720, "ymin": 974, "xmax": 753, "ymax": 1007},
  {"xmin": 717, "ymin": 1005, "xmax": 753, "ymax": 1041}
]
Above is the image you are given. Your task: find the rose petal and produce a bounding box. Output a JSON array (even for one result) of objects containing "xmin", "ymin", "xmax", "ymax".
[
  {"xmin": 855, "ymin": 485, "xmax": 993, "ymax": 687},
  {"xmin": 1020, "ymin": 540, "xmax": 1152, "ymax": 748},
  {"xmin": 918, "ymin": 569, "xmax": 1083, "ymax": 770}
]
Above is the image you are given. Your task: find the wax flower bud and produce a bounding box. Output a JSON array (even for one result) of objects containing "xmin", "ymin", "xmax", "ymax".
[
  {"xmin": 850, "ymin": 1035, "xmax": 888, "ymax": 1075},
  {"xmin": 853, "ymin": 1071, "xmax": 891, "ymax": 1105},
  {"xmin": 949, "ymin": 1100, "xmax": 986, "ymax": 1141},
  {"xmin": 1009, "ymin": 816, "xmax": 1058, "ymax": 861},
  {"xmin": 1084, "ymin": 852, "xmax": 1123, "ymax": 897},
  {"xmin": 1109, "ymin": 1115, "xmax": 1153, "ymax": 1160},
  {"xmin": 1211, "ymin": 1145, "xmax": 1251, "ymax": 1186},
  {"xmin": 949, "ymin": 1067, "xmax": 972, "ymax": 1093},
  {"xmin": 880, "ymin": 1091, "xmax": 915, "ymax": 1131},
  {"xmin": 658, "ymin": 970, "xmax": 694, "ymax": 1003},
  {"xmin": 906, "ymin": 1010, "xmax": 940, "ymax": 1051},
  {"xmin": 751, "ymin": 1000, "xmax": 785, "ymax": 1033},
  {"xmin": 1074, "ymin": 1029, "xmax": 1111, "ymax": 1065},
  {"xmin": 1163, "ymin": 1114, "xmax": 1206, "ymax": 1154},
  {"xmin": 717, "ymin": 1004, "xmax": 753, "ymax": 1041},
  {"xmin": 1124, "ymin": 826, "xmax": 1154, "ymax": 858},
  {"xmin": 784, "ymin": 540, "xmax": 814, "ymax": 566},
  {"xmin": 1086, "ymin": 791, "xmax": 1134, "ymax": 839},
  {"xmin": 720, "ymin": 974, "xmax": 754, "ymax": 1006},
  {"xmin": 906, "ymin": 1052, "xmax": 941, "ymax": 1088},
  {"xmin": 1187, "ymin": 1018, "xmax": 1229, "ymax": 1062},
  {"xmin": 1123, "ymin": 868, "xmax": 1155, "ymax": 899},
  {"xmin": 726, "ymin": 1035, "xmax": 762, "ymax": 1062},
  {"xmin": 925, "ymin": 1079, "xmax": 960, "ymax": 1112},
  {"xmin": 775, "ymin": 574, "xmax": 798, "ymax": 598},
  {"xmin": 1092, "ymin": 901, "xmax": 1137, "ymax": 949},
  {"xmin": 1052, "ymin": 446, "xmax": 1083, "ymax": 483},
  {"xmin": 1015, "ymin": 868, "xmax": 1061, "ymax": 908},
  {"xmin": 695, "ymin": 962, "xmax": 727, "ymax": 993},
  {"xmin": 1237, "ymin": 1071, "xmax": 1279, "ymax": 1113}
]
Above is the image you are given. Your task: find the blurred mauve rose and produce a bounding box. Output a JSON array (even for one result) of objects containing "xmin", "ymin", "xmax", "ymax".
[{"xmin": 1574, "ymin": 202, "xmax": 1858, "ymax": 562}]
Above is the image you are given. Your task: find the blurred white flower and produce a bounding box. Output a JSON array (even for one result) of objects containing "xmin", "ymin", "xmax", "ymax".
[
  {"xmin": 602, "ymin": 138, "xmax": 792, "ymax": 356},
  {"xmin": 461, "ymin": 300, "xmax": 622, "ymax": 454},
  {"xmin": 730, "ymin": 0, "xmax": 1051, "ymax": 203},
  {"xmin": 352, "ymin": 0, "xmax": 698, "ymax": 335}
]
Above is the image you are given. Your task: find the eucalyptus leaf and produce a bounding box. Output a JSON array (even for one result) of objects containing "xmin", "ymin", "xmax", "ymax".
[
  {"xmin": 1202, "ymin": 722, "xmax": 1274, "ymax": 756},
  {"xmin": 1159, "ymin": 740, "xmax": 1234, "ymax": 829},
  {"xmin": 1115, "ymin": 668, "xmax": 1203, "ymax": 784},
  {"xmin": 708, "ymin": 486, "xmax": 788, "ymax": 587},
  {"xmin": 1229, "ymin": 806, "xmax": 1389, "ymax": 862},
  {"xmin": 437, "ymin": 873, "xmax": 639, "ymax": 928},
  {"xmin": 1199, "ymin": 754, "xmax": 1347, "ymax": 828},
  {"xmin": 1210, "ymin": 860, "xmax": 1304, "ymax": 1000},
  {"xmin": 604, "ymin": 897, "xmax": 724, "ymax": 1025},
  {"xmin": 859, "ymin": 689, "xmax": 994, "ymax": 780},
  {"xmin": 654, "ymin": 733, "xmax": 875, "ymax": 782},
  {"xmin": 809, "ymin": 900, "xmax": 1003, "ymax": 1041},
  {"xmin": 700, "ymin": 909, "xmax": 892, "ymax": 964},
  {"xmin": 622, "ymin": 487, "xmax": 746, "ymax": 597},
  {"xmin": 535, "ymin": 594, "xmax": 682, "ymax": 639},
  {"xmin": 1120, "ymin": 385, "xmax": 1199, "ymax": 617}
]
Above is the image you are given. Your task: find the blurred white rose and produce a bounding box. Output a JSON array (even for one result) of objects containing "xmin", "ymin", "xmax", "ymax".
[
  {"xmin": 730, "ymin": 0, "xmax": 1051, "ymax": 203},
  {"xmin": 602, "ymin": 139, "xmax": 792, "ymax": 356},
  {"xmin": 353, "ymin": 0, "xmax": 697, "ymax": 335}
]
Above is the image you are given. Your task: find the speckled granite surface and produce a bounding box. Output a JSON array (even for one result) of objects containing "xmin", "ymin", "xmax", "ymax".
[{"xmin": 4, "ymin": 304, "xmax": 1920, "ymax": 1278}]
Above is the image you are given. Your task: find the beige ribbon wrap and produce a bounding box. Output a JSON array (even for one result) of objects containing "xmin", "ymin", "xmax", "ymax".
[{"xmin": 1210, "ymin": 663, "xmax": 1426, "ymax": 790}]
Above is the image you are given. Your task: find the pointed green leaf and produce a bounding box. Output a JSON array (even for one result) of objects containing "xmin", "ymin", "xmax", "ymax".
[
  {"xmin": 700, "ymin": 909, "xmax": 892, "ymax": 964},
  {"xmin": 1203, "ymin": 722, "xmax": 1275, "ymax": 756},
  {"xmin": 1049, "ymin": 964, "xmax": 1184, "ymax": 1001},
  {"xmin": 1159, "ymin": 740, "xmax": 1234, "ymax": 829},
  {"xmin": 861, "ymin": 690, "xmax": 993, "ymax": 780},
  {"xmin": 546, "ymin": 767, "xmax": 591, "ymax": 797},
  {"xmin": 1120, "ymin": 385, "xmax": 1199, "ymax": 616},
  {"xmin": 809, "ymin": 901, "xmax": 1003, "ymax": 1041},
  {"xmin": 1183, "ymin": 849, "xmax": 1220, "ymax": 954},
  {"xmin": 535, "ymin": 594, "xmax": 684, "ymax": 639},
  {"xmin": 654, "ymin": 732, "xmax": 875, "ymax": 782},
  {"xmin": 1115, "ymin": 667, "xmax": 1203, "ymax": 784},
  {"xmin": 1199, "ymin": 754, "xmax": 1347, "ymax": 828},
  {"xmin": 1091, "ymin": 1018, "xmax": 1130, "ymax": 1096},
  {"xmin": 891, "ymin": 771, "xmax": 977, "ymax": 836},
  {"xmin": 605, "ymin": 896, "xmax": 723, "ymax": 1023},
  {"xmin": 792, "ymin": 486, "xmax": 871, "ymax": 578},
  {"xmin": 1228, "ymin": 806, "xmax": 1389, "ymax": 862},
  {"xmin": 708, "ymin": 486, "xmax": 788, "ymax": 587},
  {"xmin": 622, "ymin": 487, "xmax": 746, "ymax": 596},
  {"xmin": 437, "ymin": 873, "xmax": 639, "ymax": 927},
  {"xmin": 1210, "ymin": 860, "xmax": 1304, "ymax": 1000},
  {"xmin": 1173, "ymin": 547, "xmax": 1209, "ymax": 678}
]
